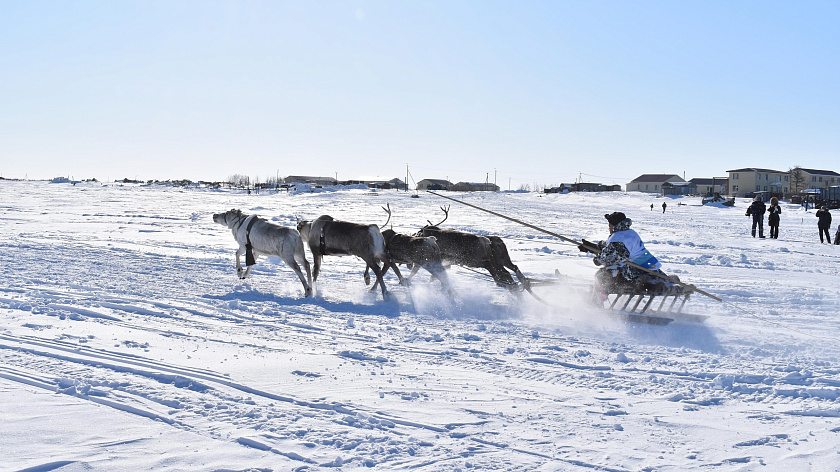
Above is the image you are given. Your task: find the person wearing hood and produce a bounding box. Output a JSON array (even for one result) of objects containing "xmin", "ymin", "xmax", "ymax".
[
  {"xmin": 816, "ymin": 206, "xmax": 832, "ymax": 243},
  {"xmin": 767, "ymin": 197, "xmax": 782, "ymax": 239},
  {"xmin": 579, "ymin": 212, "xmax": 661, "ymax": 294},
  {"xmin": 745, "ymin": 196, "xmax": 767, "ymax": 238}
]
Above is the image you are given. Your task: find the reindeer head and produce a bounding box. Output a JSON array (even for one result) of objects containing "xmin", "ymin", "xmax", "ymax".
[
  {"xmin": 381, "ymin": 228, "xmax": 396, "ymax": 241},
  {"xmin": 213, "ymin": 209, "xmax": 243, "ymax": 228},
  {"xmin": 296, "ymin": 219, "xmax": 312, "ymax": 240}
]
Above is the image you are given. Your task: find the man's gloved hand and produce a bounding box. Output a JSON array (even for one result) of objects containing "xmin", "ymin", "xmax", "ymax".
[{"xmin": 578, "ymin": 239, "xmax": 597, "ymax": 253}]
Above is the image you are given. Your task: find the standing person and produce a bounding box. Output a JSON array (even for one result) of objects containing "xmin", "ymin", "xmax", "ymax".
[
  {"xmin": 834, "ymin": 224, "xmax": 840, "ymax": 245},
  {"xmin": 650, "ymin": 203, "xmax": 654, "ymax": 211},
  {"xmin": 662, "ymin": 202, "xmax": 667, "ymax": 213},
  {"xmin": 767, "ymin": 197, "xmax": 782, "ymax": 239},
  {"xmin": 816, "ymin": 206, "xmax": 832, "ymax": 243},
  {"xmin": 745, "ymin": 196, "xmax": 766, "ymax": 238}
]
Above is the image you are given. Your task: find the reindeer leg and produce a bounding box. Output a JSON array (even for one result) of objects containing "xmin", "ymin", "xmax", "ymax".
[
  {"xmin": 367, "ymin": 265, "xmax": 377, "ymax": 292},
  {"xmin": 290, "ymin": 238, "xmax": 312, "ymax": 297},
  {"xmin": 285, "ymin": 258, "xmax": 312, "ymax": 297},
  {"xmin": 242, "ymin": 254, "xmax": 257, "ymax": 279},
  {"xmin": 508, "ymin": 263, "xmax": 531, "ymax": 291},
  {"xmin": 364, "ymin": 257, "xmax": 389, "ymax": 300},
  {"xmin": 425, "ymin": 262, "xmax": 452, "ymax": 292},
  {"xmin": 235, "ymin": 247, "xmax": 246, "ymax": 278},
  {"xmin": 368, "ymin": 262, "xmax": 394, "ymax": 292},
  {"xmin": 406, "ymin": 264, "xmax": 421, "ymax": 283},
  {"xmin": 300, "ymin": 258, "xmax": 312, "ymax": 295},
  {"xmin": 487, "ymin": 263, "xmax": 516, "ymax": 291},
  {"xmin": 390, "ymin": 263, "xmax": 407, "ymax": 286},
  {"xmin": 312, "ymin": 253, "xmax": 322, "ymax": 282}
]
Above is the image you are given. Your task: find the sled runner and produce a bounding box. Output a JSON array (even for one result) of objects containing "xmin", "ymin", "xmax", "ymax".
[
  {"xmin": 597, "ymin": 279, "xmax": 709, "ymax": 325},
  {"xmin": 525, "ymin": 270, "xmax": 708, "ymax": 325}
]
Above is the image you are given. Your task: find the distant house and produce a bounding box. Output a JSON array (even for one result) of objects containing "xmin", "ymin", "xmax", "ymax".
[
  {"xmin": 544, "ymin": 184, "xmax": 574, "ymax": 194},
  {"xmin": 627, "ymin": 174, "xmax": 685, "ymax": 193},
  {"xmin": 689, "ymin": 177, "xmax": 728, "ymax": 196},
  {"xmin": 800, "ymin": 168, "xmax": 840, "ymax": 190},
  {"xmin": 578, "ymin": 182, "xmax": 621, "ymax": 192},
  {"xmin": 283, "ymin": 175, "xmax": 338, "ymax": 186},
  {"xmin": 450, "ymin": 182, "xmax": 500, "ymax": 192},
  {"xmin": 726, "ymin": 168, "xmax": 788, "ymax": 197},
  {"xmin": 662, "ymin": 181, "xmax": 697, "ymax": 196},
  {"xmin": 544, "ymin": 182, "xmax": 620, "ymax": 193},
  {"xmin": 416, "ymin": 179, "xmax": 453, "ymax": 191},
  {"xmin": 342, "ymin": 177, "xmax": 407, "ymax": 190}
]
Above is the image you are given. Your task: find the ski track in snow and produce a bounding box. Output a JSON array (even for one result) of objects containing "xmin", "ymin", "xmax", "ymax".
[{"xmin": 1, "ymin": 181, "xmax": 840, "ymax": 471}]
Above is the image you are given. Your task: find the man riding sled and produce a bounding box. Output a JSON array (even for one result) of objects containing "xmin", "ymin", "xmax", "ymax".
[{"xmin": 579, "ymin": 212, "xmax": 679, "ymax": 302}]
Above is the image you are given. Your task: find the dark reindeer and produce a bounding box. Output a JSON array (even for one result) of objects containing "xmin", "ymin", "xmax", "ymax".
[
  {"xmin": 362, "ymin": 205, "xmax": 451, "ymax": 291},
  {"xmin": 416, "ymin": 206, "xmax": 521, "ymax": 289},
  {"xmin": 297, "ymin": 215, "xmax": 391, "ymax": 299}
]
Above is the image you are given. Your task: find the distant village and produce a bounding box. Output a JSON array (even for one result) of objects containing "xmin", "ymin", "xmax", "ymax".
[
  {"xmin": 16, "ymin": 164, "xmax": 839, "ymax": 209},
  {"xmin": 240, "ymin": 166, "xmax": 840, "ymax": 208}
]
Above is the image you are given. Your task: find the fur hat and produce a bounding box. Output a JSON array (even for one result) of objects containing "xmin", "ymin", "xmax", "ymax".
[{"xmin": 604, "ymin": 212, "xmax": 627, "ymax": 226}]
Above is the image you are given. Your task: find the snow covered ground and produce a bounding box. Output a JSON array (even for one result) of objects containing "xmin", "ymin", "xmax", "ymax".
[{"xmin": 1, "ymin": 180, "xmax": 839, "ymax": 472}]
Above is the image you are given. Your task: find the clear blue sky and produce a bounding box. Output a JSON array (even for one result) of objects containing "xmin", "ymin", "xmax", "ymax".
[{"xmin": 1, "ymin": 1, "xmax": 838, "ymax": 187}]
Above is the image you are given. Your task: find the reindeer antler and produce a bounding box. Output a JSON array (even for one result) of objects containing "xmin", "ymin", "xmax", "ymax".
[
  {"xmin": 380, "ymin": 203, "xmax": 392, "ymax": 228},
  {"xmin": 427, "ymin": 205, "xmax": 450, "ymax": 227}
]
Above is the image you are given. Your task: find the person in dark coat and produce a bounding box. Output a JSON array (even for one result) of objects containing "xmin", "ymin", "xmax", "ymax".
[
  {"xmin": 745, "ymin": 196, "xmax": 766, "ymax": 238},
  {"xmin": 661, "ymin": 202, "xmax": 667, "ymax": 213},
  {"xmin": 816, "ymin": 206, "xmax": 832, "ymax": 243},
  {"xmin": 834, "ymin": 224, "xmax": 840, "ymax": 245},
  {"xmin": 767, "ymin": 197, "xmax": 782, "ymax": 239}
]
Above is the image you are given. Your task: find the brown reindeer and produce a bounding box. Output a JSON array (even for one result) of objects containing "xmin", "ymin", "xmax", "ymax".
[
  {"xmin": 364, "ymin": 228, "xmax": 452, "ymax": 291},
  {"xmin": 297, "ymin": 215, "xmax": 391, "ymax": 300},
  {"xmin": 416, "ymin": 206, "xmax": 519, "ymax": 289},
  {"xmin": 361, "ymin": 205, "xmax": 451, "ymax": 292}
]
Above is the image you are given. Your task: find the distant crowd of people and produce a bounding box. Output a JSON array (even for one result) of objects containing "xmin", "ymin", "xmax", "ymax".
[
  {"xmin": 742, "ymin": 196, "xmax": 838, "ymax": 244},
  {"xmin": 651, "ymin": 195, "xmax": 838, "ymax": 244}
]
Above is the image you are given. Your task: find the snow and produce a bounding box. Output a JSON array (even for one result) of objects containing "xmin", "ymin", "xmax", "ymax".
[{"xmin": 2, "ymin": 180, "xmax": 840, "ymax": 471}]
